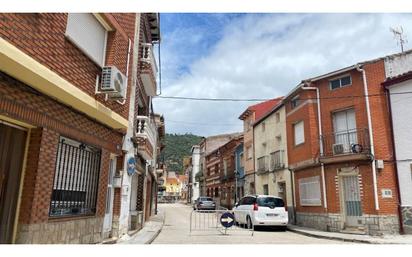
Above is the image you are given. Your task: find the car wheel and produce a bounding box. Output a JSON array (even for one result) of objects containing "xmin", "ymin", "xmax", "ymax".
[
  {"xmin": 246, "ymin": 216, "xmax": 253, "ymax": 230},
  {"xmin": 280, "ymin": 226, "xmax": 287, "ymax": 232}
]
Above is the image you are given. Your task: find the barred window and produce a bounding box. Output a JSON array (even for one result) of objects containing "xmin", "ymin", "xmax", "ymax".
[
  {"xmin": 299, "ymin": 176, "xmax": 321, "ymax": 206},
  {"xmin": 49, "ymin": 137, "xmax": 101, "ymax": 217}
]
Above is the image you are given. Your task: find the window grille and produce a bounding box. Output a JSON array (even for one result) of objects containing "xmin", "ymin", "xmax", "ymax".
[{"xmin": 49, "ymin": 137, "xmax": 101, "ymax": 217}]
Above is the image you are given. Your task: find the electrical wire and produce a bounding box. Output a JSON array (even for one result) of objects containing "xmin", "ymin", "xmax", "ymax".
[{"xmin": 154, "ymin": 91, "xmax": 412, "ymax": 102}]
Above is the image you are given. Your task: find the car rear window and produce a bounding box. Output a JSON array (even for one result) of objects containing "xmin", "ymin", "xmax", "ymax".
[
  {"xmin": 200, "ymin": 197, "xmax": 213, "ymax": 201},
  {"xmin": 257, "ymin": 197, "xmax": 284, "ymax": 208}
]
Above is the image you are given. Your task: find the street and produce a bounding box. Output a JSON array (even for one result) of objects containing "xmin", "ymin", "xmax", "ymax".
[{"xmin": 153, "ymin": 203, "xmax": 349, "ymax": 244}]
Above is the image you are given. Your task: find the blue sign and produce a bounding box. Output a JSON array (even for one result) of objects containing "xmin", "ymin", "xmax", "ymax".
[
  {"xmin": 127, "ymin": 157, "xmax": 136, "ymax": 175},
  {"xmin": 220, "ymin": 212, "xmax": 235, "ymax": 228}
]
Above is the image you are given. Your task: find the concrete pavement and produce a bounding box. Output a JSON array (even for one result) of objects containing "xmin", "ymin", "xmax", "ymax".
[
  {"xmin": 152, "ymin": 203, "xmax": 348, "ymax": 244},
  {"xmin": 117, "ymin": 210, "xmax": 165, "ymax": 244},
  {"xmin": 288, "ymin": 224, "xmax": 412, "ymax": 244}
]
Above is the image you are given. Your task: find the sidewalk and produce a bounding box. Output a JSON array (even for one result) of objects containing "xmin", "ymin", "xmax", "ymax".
[
  {"xmin": 288, "ymin": 224, "xmax": 412, "ymax": 244},
  {"xmin": 117, "ymin": 210, "xmax": 165, "ymax": 244}
]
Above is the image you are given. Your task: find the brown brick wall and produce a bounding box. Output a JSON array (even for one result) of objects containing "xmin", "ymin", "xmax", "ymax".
[
  {"xmin": 289, "ymin": 59, "xmax": 399, "ymax": 218},
  {"xmin": 0, "ymin": 13, "xmax": 136, "ymax": 120}
]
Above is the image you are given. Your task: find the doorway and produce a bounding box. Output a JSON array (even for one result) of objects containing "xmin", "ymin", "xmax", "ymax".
[
  {"xmin": 102, "ymin": 156, "xmax": 116, "ymax": 238},
  {"xmin": 0, "ymin": 122, "xmax": 27, "ymax": 243},
  {"xmin": 340, "ymin": 174, "xmax": 362, "ymax": 228}
]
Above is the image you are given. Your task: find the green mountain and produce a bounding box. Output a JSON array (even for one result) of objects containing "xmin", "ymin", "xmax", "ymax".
[{"xmin": 162, "ymin": 133, "xmax": 203, "ymax": 174}]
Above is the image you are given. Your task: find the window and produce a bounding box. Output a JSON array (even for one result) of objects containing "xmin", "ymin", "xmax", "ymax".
[
  {"xmin": 263, "ymin": 184, "xmax": 269, "ymax": 195},
  {"xmin": 257, "ymin": 197, "xmax": 284, "ymax": 208},
  {"xmin": 214, "ymin": 164, "xmax": 219, "ymax": 174},
  {"xmin": 294, "ymin": 121, "xmax": 305, "ymax": 146},
  {"xmin": 299, "ymin": 176, "xmax": 321, "ymax": 206},
  {"xmin": 333, "ymin": 109, "xmax": 357, "ymax": 153},
  {"xmin": 276, "ymin": 112, "xmax": 280, "ymax": 123},
  {"xmin": 223, "ymin": 159, "xmax": 228, "ymax": 176},
  {"xmin": 246, "ymin": 146, "xmax": 252, "ymax": 160},
  {"xmin": 239, "ymin": 153, "xmax": 244, "ymax": 168},
  {"xmin": 330, "ymin": 75, "xmax": 352, "ymax": 90},
  {"xmin": 291, "ymin": 96, "xmax": 300, "ymax": 109},
  {"xmin": 50, "ymin": 137, "xmax": 102, "ymax": 217},
  {"xmin": 65, "ymin": 13, "xmax": 108, "ymax": 66}
]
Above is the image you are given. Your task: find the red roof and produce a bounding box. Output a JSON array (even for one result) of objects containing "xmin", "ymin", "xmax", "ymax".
[{"xmin": 239, "ymin": 97, "xmax": 283, "ymax": 121}]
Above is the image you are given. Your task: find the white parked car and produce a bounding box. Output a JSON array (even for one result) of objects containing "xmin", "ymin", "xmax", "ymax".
[{"xmin": 233, "ymin": 195, "xmax": 288, "ymax": 230}]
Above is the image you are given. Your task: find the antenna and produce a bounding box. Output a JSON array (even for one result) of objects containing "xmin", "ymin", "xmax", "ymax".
[{"xmin": 390, "ymin": 26, "xmax": 408, "ymax": 53}]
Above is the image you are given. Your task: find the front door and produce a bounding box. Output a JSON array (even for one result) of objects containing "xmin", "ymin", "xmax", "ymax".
[
  {"xmin": 103, "ymin": 157, "xmax": 116, "ymax": 237},
  {"xmin": 0, "ymin": 122, "xmax": 27, "ymax": 243},
  {"xmin": 341, "ymin": 175, "xmax": 362, "ymax": 227}
]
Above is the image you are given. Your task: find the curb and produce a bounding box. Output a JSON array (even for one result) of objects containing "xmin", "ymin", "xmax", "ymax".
[
  {"xmin": 287, "ymin": 227, "xmax": 373, "ymax": 244},
  {"xmin": 146, "ymin": 212, "xmax": 166, "ymax": 244}
]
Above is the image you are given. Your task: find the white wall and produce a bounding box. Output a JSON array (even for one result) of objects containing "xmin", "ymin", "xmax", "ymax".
[
  {"xmin": 191, "ymin": 146, "xmax": 200, "ymax": 202},
  {"xmin": 388, "ymin": 80, "xmax": 412, "ymax": 206},
  {"xmin": 385, "ymin": 53, "xmax": 412, "ymax": 78}
]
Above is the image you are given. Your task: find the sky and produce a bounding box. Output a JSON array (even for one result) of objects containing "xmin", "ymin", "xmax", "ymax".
[{"xmin": 153, "ymin": 13, "xmax": 412, "ymax": 137}]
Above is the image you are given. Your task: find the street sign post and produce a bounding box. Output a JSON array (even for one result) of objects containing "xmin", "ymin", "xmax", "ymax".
[{"xmin": 220, "ymin": 212, "xmax": 235, "ymax": 229}]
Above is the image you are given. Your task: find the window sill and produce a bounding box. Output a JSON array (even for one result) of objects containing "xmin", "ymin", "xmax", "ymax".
[
  {"xmin": 48, "ymin": 214, "xmax": 97, "ymax": 222},
  {"xmin": 294, "ymin": 142, "xmax": 305, "ymax": 148}
]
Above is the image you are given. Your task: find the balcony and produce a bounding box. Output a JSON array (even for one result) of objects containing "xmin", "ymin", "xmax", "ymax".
[
  {"xmin": 220, "ymin": 172, "xmax": 235, "ymax": 182},
  {"xmin": 269, "ymin": 150, "xmax": 285, "ymax": 171},
  {"xmin": 140, "ymin": 43, "xmax": 158, "ymax": 96},
  {"xmin": 257, "ymin": 156, "xmax": 269, "ymax": 175},
  {"xmin": 132, "ymin": 116, "xmax": 157, "ymax": 160},
  {"xmin": 320, "ymin": 128, "xmax": 372, "ymax": 164}
]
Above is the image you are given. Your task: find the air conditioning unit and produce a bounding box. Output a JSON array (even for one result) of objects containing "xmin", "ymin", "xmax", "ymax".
[
  {"xmin": 100, "ymin": 66, "xmax": 127, "ymax": 100},
  {"xmin": 332, "ymin": 143, "xmax": 345, "ymax": 155}
]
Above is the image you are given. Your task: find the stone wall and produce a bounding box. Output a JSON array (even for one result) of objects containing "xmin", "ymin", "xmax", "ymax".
[
  {"xmin": 401, "ymin": 206, "xmax": 412, "ymax": 234},
  {"xmin": 16, "ymin": 217, "xmax": 104, "ymax": 244},
  {"xmin": 363, "ymin": 215, "xmax": 399, "ymax": 236},
  {"xmin": 296, "ymin": 212, "xmax": 399, "ymax": 235},
  {"xmin": 243, "ymin": 175, "xmax": 255, "ymax": 195}
]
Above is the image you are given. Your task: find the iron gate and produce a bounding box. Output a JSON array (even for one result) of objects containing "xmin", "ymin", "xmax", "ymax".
[{"xmin": 189, "ymin": 208, "xmax": 254, "ymax": 236}]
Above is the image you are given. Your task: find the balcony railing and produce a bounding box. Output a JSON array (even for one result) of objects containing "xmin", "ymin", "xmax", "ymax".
[
  {"xmin": 140, "ymin": 43, "xmax": 157, "ymax": 96},
  {"xmin": 321, "ymin": 128, "xmax": 370, "ymax": 159},
  {"xmin": 257, "ymin": 156, "xmax": 269, "ymax": 174},
  {"xmin": 269, "ymin": 150, "xmax": 285, "ymax": 171},
  {"xmin": 134, "ymin": 115, "xmax": 157, "ymax": 160}
]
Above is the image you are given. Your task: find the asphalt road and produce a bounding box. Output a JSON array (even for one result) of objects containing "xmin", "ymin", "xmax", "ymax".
[{"xmin": 153, "ymin": 203, "xmax": 349, "ymax": 244}]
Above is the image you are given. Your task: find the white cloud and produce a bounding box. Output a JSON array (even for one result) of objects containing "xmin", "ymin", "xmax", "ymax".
[{"xmin": 154, "ymin": 13, "xmax": 412, "ymax": 136}]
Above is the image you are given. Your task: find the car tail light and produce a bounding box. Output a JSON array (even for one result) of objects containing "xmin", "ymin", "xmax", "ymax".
[{"xmin": 253, "ymin": 203, "xmax": 258, "ymax": 211}]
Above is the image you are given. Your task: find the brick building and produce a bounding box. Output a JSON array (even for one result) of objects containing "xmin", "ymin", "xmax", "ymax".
[
  {"xmin": 284, "ymin": 51, "xmax": 412, "ymax": 235},
  {"xmin": 0, "ymin": 13, "xmax": 164, "ymax": 244},
  {"xmin": 238, "ymin": 99, "xmax": 283, "ymax": 195},
  {"xmin": 205, "ymin": 134, "xmax": 243, "ymax": 209}
]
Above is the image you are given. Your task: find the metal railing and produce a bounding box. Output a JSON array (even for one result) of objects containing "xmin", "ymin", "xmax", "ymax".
[
  {"xmin": 321, "ymin": 128, "xmax": 370, "ymax": 157},
  {"xmin": 135, "ymin": 115, "xmax": 157, "ymax": 152},
  {"xmin": 257, "ymin": 156, "xmax": 269, "ymax": 174},
  {"xmin": 190, "ymin": 208, "xmax": 254, "ymax": 236},
  {"xmin": 270, "ymin": 150, "xmax": 285, "ymax": 171}
]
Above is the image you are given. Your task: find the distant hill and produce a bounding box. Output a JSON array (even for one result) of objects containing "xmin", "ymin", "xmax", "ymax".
[{"xmin": 162, "ymin": 133, "xmax": 203, "ymax": 174}]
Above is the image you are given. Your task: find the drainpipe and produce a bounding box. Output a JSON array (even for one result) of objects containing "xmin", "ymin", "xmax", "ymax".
[
  {"xmin": 301, "ymin": 84, "xmax": 328, "ymax": 211},
  {"xmin": 384, "ymin": 85, "xmax": 404, "ymax": 234},
  {"xmin": 356, "ymin": 65, "xmax": 379, "ymax": 211},
  {"xmin": 289, "ymin": 168, "xmax": 297, "ymax": 224}
]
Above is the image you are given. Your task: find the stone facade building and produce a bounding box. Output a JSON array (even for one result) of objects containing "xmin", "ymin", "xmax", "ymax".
[
  {"xmin": 253, "ymin": 101, "xmax": 294, "ymax": 222},
  {"xmin": 0, "ymin": 13, "xmax": 164, "ymax": 244},
  {"xmin": 238, "ymin": 99, "xmax": 283, "ymax": 196}
]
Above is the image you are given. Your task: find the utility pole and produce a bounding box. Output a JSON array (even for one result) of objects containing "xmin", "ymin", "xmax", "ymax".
[{"xmin": 390, "ymin": 26, "xmax": 408, "ymax": 53}]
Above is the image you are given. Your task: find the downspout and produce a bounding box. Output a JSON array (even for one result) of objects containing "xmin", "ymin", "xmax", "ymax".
[
  {"xmin": 289, "ymin": 168, "xmax": 297, "ymax": 224},
  {"xmin": 356, "ymin": 64, "xmax": 379, "ymax": 211},
  {"xmin": 384, "ymin": 85, "xmax": 404, "ymax": 234},
  {"xmin": 301, "ymin": 84, "xmax": 328, "ymax": 211}
]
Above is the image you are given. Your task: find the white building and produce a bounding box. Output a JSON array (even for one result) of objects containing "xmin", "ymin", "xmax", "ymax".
[
  {"xmin": 383, "ymin": 52, "xmax": 412, "ymax": 234},
  {"xmin": 191, "ymin": 145, "xmax": 201, "ymax": 203}
]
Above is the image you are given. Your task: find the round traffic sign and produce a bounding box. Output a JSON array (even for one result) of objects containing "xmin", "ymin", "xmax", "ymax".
[{"xmin": 220, "ymin": 212, "xmax": 235, "ymax": 228}]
